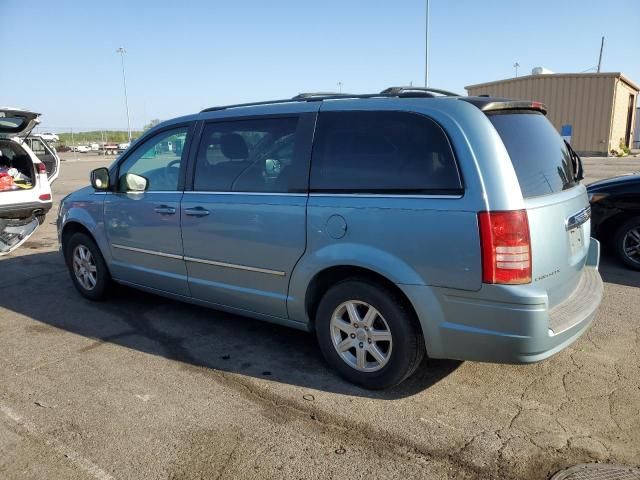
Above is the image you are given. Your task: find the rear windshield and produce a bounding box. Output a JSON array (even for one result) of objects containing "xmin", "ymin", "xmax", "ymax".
[{"xmin": 489, "ymin": 112, "xmax": 576, "ymax": 198}]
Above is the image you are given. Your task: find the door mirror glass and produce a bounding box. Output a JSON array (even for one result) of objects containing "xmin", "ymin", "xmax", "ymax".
[
  {"xmin": 124, "ymin": 173, "xmax": 148, "ymax": 192},
  {"xmin": 90, "ymin": 167, "xmax": 110, "ymax": 190}
]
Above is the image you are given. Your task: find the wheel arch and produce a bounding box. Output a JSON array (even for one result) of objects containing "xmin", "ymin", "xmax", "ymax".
[
  {"xmin": 304, "ymin": 265, "xmax": 420, "ymax": 333},
  {"xmin": 60, "ymin": 220, "xmax": 110, "ymax": 269}
]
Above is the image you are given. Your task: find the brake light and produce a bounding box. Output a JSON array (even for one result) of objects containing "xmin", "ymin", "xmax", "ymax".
[
  {"xmin": 478, "ymin": 210, "xmax": 531, "ymax": 284},
  {"xmin": 38, "ymin": 163, "xmax": 47, "ymax": 174},
  {"xmin": 39, "ymin": 193, "xmax": 51, "ymax": 201}
]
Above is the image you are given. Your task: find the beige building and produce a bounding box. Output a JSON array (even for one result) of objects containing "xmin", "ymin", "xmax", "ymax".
[{"xmin": 466, "ymin": 72, "xmax": 639, "ymax": 155}]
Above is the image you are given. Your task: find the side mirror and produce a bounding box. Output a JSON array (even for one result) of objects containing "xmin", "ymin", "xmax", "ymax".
[
  {"xmin": 90, "ymin": 167, "xmax": 110, "ymax": 191},
  {"xmin": 124, "ymin": 173, "xmax": 148, "ymax": 192}
]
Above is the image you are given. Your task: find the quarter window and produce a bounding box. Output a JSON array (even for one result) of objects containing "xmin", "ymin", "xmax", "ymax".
[
  {"xmin": 118, "ymin": 127, "xmax": 188, "ymax": 191},
  {"xmin": 193, "ymin": 117, "xmax": 299, "ymax": 193},
  {"xmin": 310, "ymin": 111, "xmax": 462, "ymax": 194}
]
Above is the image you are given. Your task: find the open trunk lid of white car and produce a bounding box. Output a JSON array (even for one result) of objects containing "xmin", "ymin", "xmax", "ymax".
[{"xmin": 0, "ymin": 108, "xmax": 40, "ymax": 138}]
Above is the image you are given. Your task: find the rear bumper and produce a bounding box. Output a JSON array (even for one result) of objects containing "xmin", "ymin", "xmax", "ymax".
[
  {"xmin": 0, "ymin": 201, "xmax": 52, "ymax": 219},
  {"xmin": 401, "ymin": 238, "xmax": 603, "ymax": 364}
]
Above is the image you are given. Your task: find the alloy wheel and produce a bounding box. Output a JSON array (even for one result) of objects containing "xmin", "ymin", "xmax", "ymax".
[
  {"xmin": 72, "ymin": 245, "xmax": 97, "ymax": 291},
  {"xmin": 330, "ymin": 300, "xmax": 393, "ymax": 372},
  {"xmin": 623, "ymin": 227, "xmax": 640, "ymax": 265}
]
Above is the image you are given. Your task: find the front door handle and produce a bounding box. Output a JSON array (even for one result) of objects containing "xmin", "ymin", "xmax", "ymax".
[
  {"xmin": 184, "ymin": 206, "xmax": 210, "ymax": 217},
  {"xmin": 154, "ymin": 205, "xmax": 176, "ymax": 215}
]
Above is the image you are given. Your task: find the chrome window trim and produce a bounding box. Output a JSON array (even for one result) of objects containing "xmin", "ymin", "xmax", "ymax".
[
  {"xmin": 112, "ymin": 243, "xmax": 183, "ymax": 260},
  {"xmin": 184, "ymin": 256, "xmax": 286, "ymax": 276},
  {"xmin": 186, "ymin": 191, "xmax": 306, "ymax": 197},
  {"xmin": 309, "ymin": 193, "xmax": 463, "ymax": 199}
]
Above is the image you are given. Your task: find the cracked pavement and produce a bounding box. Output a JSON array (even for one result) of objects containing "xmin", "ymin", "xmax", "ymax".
[{"xmin": 0, "ymin": 156, "xmax": 639, "ymax": 479}]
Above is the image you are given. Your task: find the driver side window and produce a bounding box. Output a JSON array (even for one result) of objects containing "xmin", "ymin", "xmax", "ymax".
[{"xmin": 118, "ymin": 127, "xmax": 188, "ymax": 191}]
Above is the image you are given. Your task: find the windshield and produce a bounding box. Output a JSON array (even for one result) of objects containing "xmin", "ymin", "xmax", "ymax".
[{"xmin": 489, "ymin": 112, "xmax": 576, "ymax": 198}]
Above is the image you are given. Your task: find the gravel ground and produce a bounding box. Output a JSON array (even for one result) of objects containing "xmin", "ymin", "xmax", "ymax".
[{"xmin": 0, "ymin": 155, "xmax": 638, "ymax": 480}]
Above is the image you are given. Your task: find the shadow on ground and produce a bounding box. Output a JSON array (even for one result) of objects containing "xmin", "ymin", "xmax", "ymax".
[
  {"xmin": 0, "ymin": 251, "xmax": 459, "ymax": 399},
  {"xmin": 598, "ymin": 252, "xmax": 640, "ymax": 288}
]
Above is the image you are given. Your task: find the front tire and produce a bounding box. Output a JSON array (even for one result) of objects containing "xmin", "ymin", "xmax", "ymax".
[
  {"xmin": 64, "ymin": 232, "xmax": 112, "ymax": 300},
  {"xmin": 614, "ymin": 217, "xmax": 640, "ymax": 270},
  {"xmin": 315, "ymin": 279, "xmax": 425, "ymax": 389}
]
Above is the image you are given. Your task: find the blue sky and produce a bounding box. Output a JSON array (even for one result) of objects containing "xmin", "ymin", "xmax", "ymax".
[{"xmin": 1, "ymin": 0, "xmax": 638, "ymax": 131}]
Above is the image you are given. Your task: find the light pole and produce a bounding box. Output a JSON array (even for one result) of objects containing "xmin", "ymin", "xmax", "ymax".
[
  {"xmin": 425, "ymin": 0, "xmax": 430, "ymax": 87},
  {"xmin": 513, "ymin": 62, "xmax": 520, "ymax": 78},
  {"xmin": 116, "ymin": 47, "xmax": 132, "ymax": 142},
  {"xmin": 337, "ymin": 81, "xmax": 343, "ymax": 93}
]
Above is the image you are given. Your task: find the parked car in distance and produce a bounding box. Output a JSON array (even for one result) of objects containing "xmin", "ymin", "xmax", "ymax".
[
  {"xmin": 75, "ymin": 145, "xmax": 91, "ymax": 153},
  {"xmin": 58, "ymin": 88, "xmax": 603, "ymax": 389},
  {"xmin": 22, "ymin": 134, "xmax": 61, "ymax": 183},
  {"xmin": 588, "ymin": 174, "xmax": 640, "ymax": 270},
  {"xmin": 38, "ymin": 132, "xmax": 59, "ymax": 142},
  {"xmin": 1, "ymin": 108, "xmax": 59, "ymax": 255}
]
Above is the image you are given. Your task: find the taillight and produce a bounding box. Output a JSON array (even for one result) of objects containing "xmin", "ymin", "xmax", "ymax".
[
  {"xmin": 39, "ymin": 193, "xmax": 51, "ymax": 201},
  {"xmin": 38, "ymin": 163, "xmax": 47, "ymax": 174},
  {"xmin": 478, "ymin": 210, "xmax": 531, "ymax": 284}
]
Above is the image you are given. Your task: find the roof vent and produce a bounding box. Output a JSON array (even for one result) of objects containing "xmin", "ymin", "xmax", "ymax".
[{"xmin": 532, "ymin": 66, "xmax": 554, "ymax": 75}]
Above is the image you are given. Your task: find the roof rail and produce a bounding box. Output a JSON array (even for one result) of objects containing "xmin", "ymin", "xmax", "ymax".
[
  {"xmin": 200, "ymin": 87, "xmax": 460, "ymax": 112},
  {"xmin": 380, "ymin": 86, "xmax": 460, "ymax": 97}
]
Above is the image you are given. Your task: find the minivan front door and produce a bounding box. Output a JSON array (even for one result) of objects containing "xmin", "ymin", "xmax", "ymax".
[
  {"xmin": 181, "ymin": 114, "xmax": 314, "ymax": 318},
  {"xmin": 104, "ymin": 126, "xmax": 191, "ymax": 296}
]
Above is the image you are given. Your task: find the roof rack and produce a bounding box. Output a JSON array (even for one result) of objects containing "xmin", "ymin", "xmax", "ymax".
[
  {"xmin": 380, "ymin": 86, "xmax": 460, "ymax": 97},
  {"xmin": 201, "ymin": 86, "xmax": 460, "ymax": 112}
]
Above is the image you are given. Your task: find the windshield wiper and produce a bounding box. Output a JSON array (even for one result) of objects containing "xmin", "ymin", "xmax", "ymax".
[{"xmin": 564, "ymin": 140, "xmax": 584, "ymax": 182}]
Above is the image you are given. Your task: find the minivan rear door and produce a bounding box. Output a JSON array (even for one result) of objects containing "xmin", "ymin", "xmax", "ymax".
[{"xmin": 488, "ymin": 111, "xmax": 590, "ymax": 307}]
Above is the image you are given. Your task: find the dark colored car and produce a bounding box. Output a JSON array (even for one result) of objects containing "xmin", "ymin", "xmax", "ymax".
[{"xmin": 588, "ymin": 174, "xmax": 640, "ymax": 270}]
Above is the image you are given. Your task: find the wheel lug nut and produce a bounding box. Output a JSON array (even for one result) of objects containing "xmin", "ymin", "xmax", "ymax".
[
  {"xmin": 359, "ymin": 342, "xmax": 363, "ymax": 348},
  {"xmin": 368, "ymin": 339, "xmax": 372, "ymax": 344},
  {"xmin": 354, "ymin": 323, "xmax": 359, "ymax": 328},
  {"xmin": 350, "ymin": 333, "xmax": 355, "ymax": 339}
]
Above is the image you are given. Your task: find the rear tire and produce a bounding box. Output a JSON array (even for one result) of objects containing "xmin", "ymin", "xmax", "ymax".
[
  {"xmin": 64, "ymin": 232, "xmax": 112, "ymax": 300},
  {"xmin": 315, "ymin": 278, "xmax": 425, "ymax": 389},
  {"xmin": 614, "ymin": 217, "xmax": 640, "ymax": 270}
]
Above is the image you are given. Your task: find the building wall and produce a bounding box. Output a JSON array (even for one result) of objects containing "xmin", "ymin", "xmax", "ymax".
[
  {"xmin": 466, "ymin": 75, "xmax": 617, "ymax": 155},
  {"xmin": 609, "ymin": 79, "xmax": 637, "ymax": 152},
  {"xmin": 635, "ymin": 107, "xmax": 640, "ymax": 149}
]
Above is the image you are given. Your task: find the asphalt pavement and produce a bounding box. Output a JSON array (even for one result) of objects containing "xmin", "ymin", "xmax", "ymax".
[{"xmin": 0, "ymin": 155, "xmax": 638, "ymax": 479}]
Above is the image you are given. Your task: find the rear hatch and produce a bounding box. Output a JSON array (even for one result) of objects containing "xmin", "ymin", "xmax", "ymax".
[
  {"xmin": 487, "ymin": 109, "xmax": 590, "ymax": 308},
  {"xmin": 0, "ymin": 108, "xmax": 40, "ymax": 138}
]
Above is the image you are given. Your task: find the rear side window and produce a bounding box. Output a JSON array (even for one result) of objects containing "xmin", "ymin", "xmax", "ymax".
[
  {"xmin": 489, "ymin": 112, "xmax": 576, "ymax": 198},
  {"xmin": 194, "ymin": 117, "xmax": 300, "ymax": 193},
  {"xmin": 310, "ymin": 111, "xmax": 462, "ymax": 194}
]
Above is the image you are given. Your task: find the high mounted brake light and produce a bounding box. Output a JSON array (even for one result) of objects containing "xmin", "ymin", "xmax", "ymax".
[{"xmin": 478, "ymin": 210, "xmax": 532, "ymax": 284}]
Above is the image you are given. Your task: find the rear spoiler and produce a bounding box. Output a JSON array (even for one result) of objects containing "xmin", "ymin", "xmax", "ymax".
[{"xmin": 461, "ymin": 97, "xmax": 547, "ymax": 115}]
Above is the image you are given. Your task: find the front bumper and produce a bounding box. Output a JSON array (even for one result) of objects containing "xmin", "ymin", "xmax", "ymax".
[{"xmin": 401, "ymin": 238, "xmax": 603, "ymax": 364}]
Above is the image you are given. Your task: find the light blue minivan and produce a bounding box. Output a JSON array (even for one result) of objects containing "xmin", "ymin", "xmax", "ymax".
[{"xmin": 57, "ymin": 88, "xmax": 603, "ymax": 388}]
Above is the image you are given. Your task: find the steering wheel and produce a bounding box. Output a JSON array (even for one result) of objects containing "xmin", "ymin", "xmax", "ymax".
[{"xmin": 163, "ymin": 159, "xmax": 181, "ymax": 187}]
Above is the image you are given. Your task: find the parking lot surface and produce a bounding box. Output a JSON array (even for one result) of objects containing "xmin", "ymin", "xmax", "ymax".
[{"xmin": 1, "ymin": 156, "xmax": 639, "ymax": 479}]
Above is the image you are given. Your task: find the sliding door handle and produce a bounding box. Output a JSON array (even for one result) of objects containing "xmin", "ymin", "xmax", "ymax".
[
  {"xmin": 184, "ymin": 206, "xmax": 210, "ymax": 217},
  {"xmin": 154, "ymin": 205, "xmax": 176, "ymax": 215}
]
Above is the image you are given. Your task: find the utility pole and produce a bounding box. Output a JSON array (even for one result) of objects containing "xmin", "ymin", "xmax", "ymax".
[
  {"xmin": 597, "ymin": 36, "xmax": 604, "ymax": 73},
  {"xmin": 337, "ymin": 81, "xmax": 343, "ymax": 93},
  {"xmin": 425, "ymin": 0, "xmax": 430, "ymax": 87},
  {"xmin": 116, "ymin": 47, "xmax": 132, "ymax": 142},
  {"xmin": 513, "ymin": 62, "xmax": 520, "ymax": 78}
]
